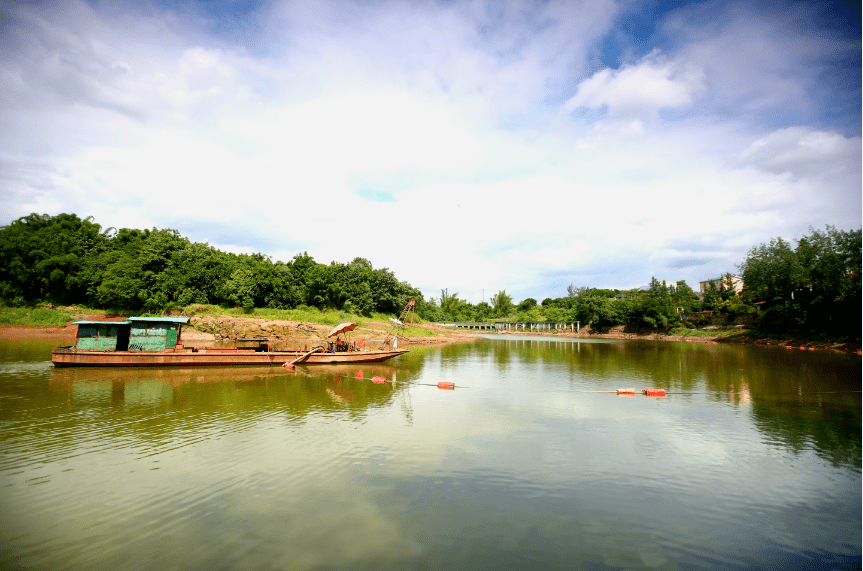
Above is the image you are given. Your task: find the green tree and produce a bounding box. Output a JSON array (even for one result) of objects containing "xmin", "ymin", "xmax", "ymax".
[
  {"xmin": 490, "ymin": 290, "xmax": 513, "ymax": 317},
  {"xmin": 739, "ymin": 226, "xmax": 861, "ymax": 336}
]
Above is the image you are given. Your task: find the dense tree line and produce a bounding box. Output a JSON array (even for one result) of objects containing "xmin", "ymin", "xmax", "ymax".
[
  {"xmin": 0, "ymin": 213, "xmax": 425, "ymax": 316},
  {"xmin": 2, "ymin": 215, "xmax": 858, "ymax": 337},
  {"xmin": 739, "ymin": 226, "xmax": 861, "ymax": 338},
  {"xmin": 426, "ymin": 226, "xmax": 860, "ymax": 339},
  {"xmin": 424, "ymin": 278, "xmax": 717, "ymax": 329}
]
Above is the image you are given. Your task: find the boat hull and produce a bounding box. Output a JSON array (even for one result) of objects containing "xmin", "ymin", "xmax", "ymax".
[{"xmin": 51, "ymin": 347, "xmax": 409, "ymax": 367}]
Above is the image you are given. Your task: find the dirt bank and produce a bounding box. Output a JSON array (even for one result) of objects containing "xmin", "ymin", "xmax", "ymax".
[
  {"xmin": 0, "ymin": 313, "xmax": 481, "ymax": 347},
  {"xmin": 3, "ymin": 315, "xmax": 857, "ymax": 355}
]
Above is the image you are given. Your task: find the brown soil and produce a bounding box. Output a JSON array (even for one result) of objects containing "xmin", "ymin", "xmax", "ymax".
[
  {"xmin": 3, "ymin": 315, "xmax": 857, "ymax": 355},
  {"xmin": 0, "ymin": 313, "xmax": 481, "ymax": 347}
]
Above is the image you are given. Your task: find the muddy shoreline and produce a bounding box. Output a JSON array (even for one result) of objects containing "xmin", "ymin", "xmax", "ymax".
[{"xmin": 1, "ymin": 319, "xmax": 858, "ymax": 355}]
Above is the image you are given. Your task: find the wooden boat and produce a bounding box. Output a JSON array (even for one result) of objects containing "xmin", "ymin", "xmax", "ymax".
[{"xmin": 51, "ymin": 317, "xmax": 408, "ymax": 367}]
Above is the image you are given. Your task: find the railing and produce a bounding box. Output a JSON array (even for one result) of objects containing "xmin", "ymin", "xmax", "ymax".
[{"xmin": 438, "ymin": 321, "xmax": 580, "ymax": 332}]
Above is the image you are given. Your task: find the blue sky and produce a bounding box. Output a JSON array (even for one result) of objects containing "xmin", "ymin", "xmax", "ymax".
[{"xmin": 1, "ymin": 0, "xmax": 859, "ymax": 305}]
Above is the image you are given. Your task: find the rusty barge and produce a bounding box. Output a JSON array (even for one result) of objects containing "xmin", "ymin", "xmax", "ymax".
[{"xmin": 51, "ymin": 317, "xmax": 408, "ymax": 367}]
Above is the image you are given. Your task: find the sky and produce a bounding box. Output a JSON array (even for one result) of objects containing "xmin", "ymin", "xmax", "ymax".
[{"xmin": 1, "ymin": 0, "xmax": 860, "ymax": 305}]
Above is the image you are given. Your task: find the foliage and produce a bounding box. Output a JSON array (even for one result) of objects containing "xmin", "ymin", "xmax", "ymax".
[
  {"xmin": 489, "ymin": 290, "xmax": 513, "ymax": 317},
  {"xmin": 0, "ymin": 306, "xmax": 78, "ymax": 327},
  {"xmin": 739, "ymin": 226, "xmax": 861, "ymax": 337},
  {"xmin": 0, "ymin": 213, "xmax": 424, "ymax": 319}
]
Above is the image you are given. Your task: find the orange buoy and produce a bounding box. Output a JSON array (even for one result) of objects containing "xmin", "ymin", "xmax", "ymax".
[
  {"xmin": 438, "ymin": 381, "xmax": 455, "ymax": 390},
  {"xmin": 617, "ymin": 388, "xmax": 636, "ymax": 395},
  {"xmin": 355, "ymin": 370, "xmax": 364, "ymax": 379},
  {"xmin": 371, "ymin": 375, "xmax": 387, "ymax": 384},
  {"xmin": 282, "ymin": 363, "xmax": 295, "ymax": 370},
  {"xmin": 643, "ymin": 388, "xmax": 666, "ymax": 397},
  {"xmin": 686, "ymin": 340, "xmax": 692, "ymax": 343},
  {"xmin": 800, "ymin": 346, "xmax": 806, "ymax": 351}
]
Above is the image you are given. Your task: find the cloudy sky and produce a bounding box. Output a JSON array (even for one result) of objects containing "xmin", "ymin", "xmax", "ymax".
[{"xmin": 1, "ymin": 0, "xmax": 860, "ymax": 304}]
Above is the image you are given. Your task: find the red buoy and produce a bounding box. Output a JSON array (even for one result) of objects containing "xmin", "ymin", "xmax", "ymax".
[
  {"xmin": 438, "ymin": 381, "xmax": 455, "ymax": 390},
  {"xmin": 643, "ymin": 388, "xmax": 666, "ymax": 397},
  {"xmin": 355, "ymin": 370, "xmax": 364, "ymax": 379},
  {"xmin": 371, "ymin": 375, "xmax": 387, "ymax": 384}
]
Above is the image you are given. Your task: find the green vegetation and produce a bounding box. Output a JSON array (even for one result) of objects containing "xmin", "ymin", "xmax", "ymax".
[
  {"xmin": 0, "ymin": 306, "xmax": 78, "ymax": 327},
  {"xmin": 1, "ymin": 214, "xmax": 857, "ymax": 340},
  {"xmin": 739, "ymin": 226, "xmax": 861, "ymax": 339},
  {"xmin": 667, "ymin": 327, "xmax": 722, "ymax": 337},
  {"xmin": 0, "ymin": 213, "xmax": 427, "ymax": 318}
]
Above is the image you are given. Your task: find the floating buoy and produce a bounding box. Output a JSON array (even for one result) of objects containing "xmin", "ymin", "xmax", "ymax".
[
  {"xmin": 355, "ymin": 370, "xmax": 364, "ymax": 379},
  {"xmin": 438, "ymin": 381, "xmax": 455, "ymax": 390},
  {"xmin": 857, "ymin": 350, "xmax": 861, "ymax": 356},
  {"xmin": 617, "ymin": 388, "xmax": 636, "ymax": 395},
  {"xmin": 686, "ymin": 340, "xmax": 692, "ymax": 343},
  {"xmin": 786, "ymin": 346, "xmax": 792, "ymax": 349},
  {"xmin": 282, "ymin": 363, "xmax": 295, "ymax": 370},
  {"xmin": 371, "ymin": 375, "xmax": 387, "ymax": 384},
  {"xmin": 643, "ymin": 388, "xmax": 666, "ymax": 397},
  {"xmin": 800, "ymin": 346, "xmax": 806, "ymax": 351}
]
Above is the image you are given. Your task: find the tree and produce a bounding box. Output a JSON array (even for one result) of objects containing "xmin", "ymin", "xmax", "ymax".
[
  {"xmin": 490, "ymin": 290, "xmax": 513, "ymax": 317},
  {"xmin": 739, "ymin": 226, "xmax": 861, "ymax": 336},
  {"xmin": 567, "ymin": 284, "xmax": 589, "ymax": 298},
  {"xmin": 516, "ymin": 298, "xmax": 537, "ymax": 312}
]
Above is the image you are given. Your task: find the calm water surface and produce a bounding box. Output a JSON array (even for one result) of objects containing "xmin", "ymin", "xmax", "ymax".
[{"xmin": 0, "ymin": 336, "xmax": 860, "ymax": 570}]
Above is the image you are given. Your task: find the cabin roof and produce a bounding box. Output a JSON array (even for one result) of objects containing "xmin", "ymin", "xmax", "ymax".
[
  {"xmin": 128, "ymin": 317, "xmax": 190, "ymax": 324},
  {"xmin": 73, "ymin": 320, "xmax": 132, "ymax": 325}
]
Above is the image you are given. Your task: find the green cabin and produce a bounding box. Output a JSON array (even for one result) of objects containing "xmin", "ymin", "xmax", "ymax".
[{"xmin": 74, "ymin": 317, "xmax": 189, "ymax": 352}]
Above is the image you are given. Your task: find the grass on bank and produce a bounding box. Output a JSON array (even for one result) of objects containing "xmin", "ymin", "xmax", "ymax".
[
  {"xmin": 0, "ymin": 306, "xmax": 80, "ymax": 327},
  {"xmin": 0, "ymin": 303, "xmax": 442, "ymax": 338}
]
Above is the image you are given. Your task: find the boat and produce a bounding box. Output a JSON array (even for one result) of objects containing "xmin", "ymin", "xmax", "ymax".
[{"xmin": 51, "ymin": 316, "xmax": 408, "ymax": 367}]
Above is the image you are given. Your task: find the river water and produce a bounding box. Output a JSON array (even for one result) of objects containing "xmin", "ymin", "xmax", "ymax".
[{"xmin": 0, "ymin": 335, "xmax": 860, "ymax": 570}]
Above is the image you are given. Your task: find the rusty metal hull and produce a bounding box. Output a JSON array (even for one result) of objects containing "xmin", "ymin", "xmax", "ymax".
[{"xmin": 51, "ymin": 347, "xmax": 409, "ymax": 367}]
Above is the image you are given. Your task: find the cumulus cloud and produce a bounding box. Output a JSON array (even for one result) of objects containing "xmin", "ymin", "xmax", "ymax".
[
  {"xmin": 0, "ymin": 0, "xmax": 859, "ymax": 302},
  {"xmin": 563, "ymin": 50, "xmax": 705, "ymax": 120}
]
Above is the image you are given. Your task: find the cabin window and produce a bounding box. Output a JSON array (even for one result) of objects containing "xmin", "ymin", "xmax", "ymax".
[
  {"xmin": 78, "ymin": 325, "xmax": 98, "ymax": 337},
  {"xmin": 147, "ymin": 323, "xmax": 168, "ymax": 335}
]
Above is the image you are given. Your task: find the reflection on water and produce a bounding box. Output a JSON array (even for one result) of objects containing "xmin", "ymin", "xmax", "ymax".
[{"xmin": 0, "ymin": 337, "xmax": 859, "ymax": 570}]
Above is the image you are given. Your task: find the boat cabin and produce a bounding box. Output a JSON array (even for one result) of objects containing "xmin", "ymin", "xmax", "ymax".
[{"xmin": 73, "ymin": 317, "xmax": 189, "ymax": 352}]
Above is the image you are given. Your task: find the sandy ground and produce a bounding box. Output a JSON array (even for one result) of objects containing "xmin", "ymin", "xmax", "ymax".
[
  {"xmin": 1, "ymin": 315, "xmax": 858, "ymax": 354},
  {"xmin": 0, "ymin": 313, "xmax": 482, "ymax": 348}
]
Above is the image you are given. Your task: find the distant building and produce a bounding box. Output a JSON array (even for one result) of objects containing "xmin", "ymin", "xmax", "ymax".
[{"xmin": 699, "ymin": 275, "xmax": 744, "ymax": 295}]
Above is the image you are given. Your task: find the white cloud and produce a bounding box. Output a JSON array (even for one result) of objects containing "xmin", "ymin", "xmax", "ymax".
[
  {"xmin": 563, "ymin": 50, "xmax": 705, "ymax": 120},
  {"xmin": 739, "ymin": 127, "xmax": 861, "ymax": 179},
  {"xmin": 0, "ymin": 0, "xmax": 859, "ymax": 303}
]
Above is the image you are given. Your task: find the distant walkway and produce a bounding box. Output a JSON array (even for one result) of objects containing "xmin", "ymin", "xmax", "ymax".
[{"xmin": 437, "ymin": 321, "xmax": 580, "ymax": 333}]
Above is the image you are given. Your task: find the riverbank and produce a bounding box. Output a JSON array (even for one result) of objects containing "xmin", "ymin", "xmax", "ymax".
[
  {"xmin": 486, "ymin": 324, "xmax": 862, "ymax": 354},
  {"xmin": 2, "ymin": 314, "xmax": 858, "ymax": 355},
  {"xmin": 0, "ymin": 313, "xmax": 482, "ymax": 347}
]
